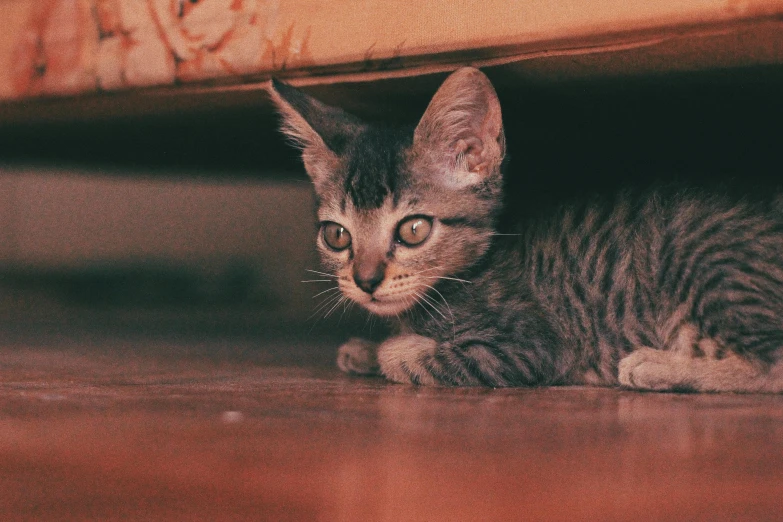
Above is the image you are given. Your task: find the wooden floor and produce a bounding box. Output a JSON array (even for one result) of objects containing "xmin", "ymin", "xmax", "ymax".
[{"xmin": 1, "ymin": 327, "xmax": 782, "ymax": 521}]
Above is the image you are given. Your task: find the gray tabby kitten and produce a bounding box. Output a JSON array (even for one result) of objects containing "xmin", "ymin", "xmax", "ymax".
[{"xmin": 269, "ymin": 67, "xmax": 783, "ymax": 392}]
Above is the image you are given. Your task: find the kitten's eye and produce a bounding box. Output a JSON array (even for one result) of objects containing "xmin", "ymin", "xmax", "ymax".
[
  {"xmin": 322, "ymin": 222, "xmax": 352, "ymax": 251},
  {"xmin": 396, "ymin": 216, "xmax": 433, "ymax": 247}
]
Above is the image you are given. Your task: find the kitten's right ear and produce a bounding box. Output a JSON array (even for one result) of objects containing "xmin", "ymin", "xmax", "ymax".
[{"xmin": 268, "ymin": 79, "xmax": 365, "ymax": 189}]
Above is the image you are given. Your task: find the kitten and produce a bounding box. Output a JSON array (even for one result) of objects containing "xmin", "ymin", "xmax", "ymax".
[{"xmin": 269, "ymin": 67, "xmax": 783, "ymax": 392}]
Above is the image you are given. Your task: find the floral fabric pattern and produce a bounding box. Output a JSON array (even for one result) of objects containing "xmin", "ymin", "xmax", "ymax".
[{"xmin": 11, "ymin": 0, "xmax": 311, "ymax": 97}]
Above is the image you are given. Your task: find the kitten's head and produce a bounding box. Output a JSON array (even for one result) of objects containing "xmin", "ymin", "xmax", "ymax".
[{"xmin": 269, "ymin": 68, "xmax": 505, "ymax": 316}]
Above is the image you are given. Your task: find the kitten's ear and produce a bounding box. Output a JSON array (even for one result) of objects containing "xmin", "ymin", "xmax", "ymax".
[
  {"xmin": 268, "ymin": 79, "xmax": 365, "ymax": 188},
  {"xmin": 413, "ymin": 67, "xmax": 505, "ymax": 185}
]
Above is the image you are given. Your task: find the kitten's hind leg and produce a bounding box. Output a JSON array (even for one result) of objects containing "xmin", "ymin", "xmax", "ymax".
[
  {"xmin": 337, "ymin": 338, "xmax": 381, "ymax": 376},
  {"xmin": 618, "ymin": 324, "xmax": 783, "ymax": 392}
]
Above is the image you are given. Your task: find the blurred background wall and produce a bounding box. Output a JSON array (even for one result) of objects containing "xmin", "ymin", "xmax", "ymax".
[{"xmin": 0, "ymin": 167, "xmax": 321, "ymax": 330}]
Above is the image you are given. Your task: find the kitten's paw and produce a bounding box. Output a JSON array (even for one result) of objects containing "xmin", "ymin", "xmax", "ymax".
[
  {"xmin": 618, "ymin": 345, "xmax": 778, "ymax": 393},
  {"xmin": 618, "ymin": 347, "xmax": 691, "ymax": 391},
  {"xmin": 377, "ymin": 334, "xmax": 440, "ymax": 386},
  {"xmin": 337, "ymin": 338, "xmax": 380, "ymax": 376}
]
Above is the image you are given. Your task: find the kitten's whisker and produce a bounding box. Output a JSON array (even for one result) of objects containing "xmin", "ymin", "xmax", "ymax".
[
  {"xmin": 324, "ymin": 296, "xmax": 347, "ymax": 319},
  {"xmin": 416, "ymin": 293, "xmax": 446, "ymax": 324},
  {"xmin": 312, "ymin": 286, "xmax": 341, "ymax": 299},
  {"xmin": 422, "ymin": 284, "xmax": 454, "ymax": 320},
  {"xmin": 305, "ymin": 269, "xmax": 338, "ymax": 278},
  {"xmin": 413, "ymin": 292, "xmax": 439, "ymax": 323},
  {"xmin": 414, "ymin": 266, "xmax": 445, "ymax": 275},
  {"xmin": 419, "ymin": 292, "xmax": 449, "ymax": 323},
  {"xmin": 490, "ymin": 233, "xmax": 521, "ymax": 236},
  {"xmin": 313, "ymin": 289, "xmax": 342, "ymax": 307},
  {"xmin": 338, "ymin": 297, "xmax": 351, "ymax": 324},
  {"xmin": 402, "ymin": 295, "xmax": 414, "ymax": 321},
  {"xmin": 310, "ymin": 292, "xmax": 344, "ymax": 320},
  {"xmin": 311, "ymin": 297, "xmax": 338, "ymax": 317},
  {"xmin": 422, "ymin": 283, "xmax": 457, "ymax": 342},
  {"xmin": 395, "ymin": 299, "xmax": 404, "ymax": 321},
  {"xmin": 415, "ymin": 267, "xmax": 472, "ymax": 288},
  {"xmin": 301, "ymin": 279, "xmax": 333, "ymax": 283},
  {"xmin": 395, "ymin": 295, "xmax": 407, "ymax": 321},
  {"xmin": 308, "ymin": 291, "xmax": 345, "ymax": 332},
  {"xmin": 322, "ymin": 297, "xmax": 343, "ymax": 319},
  {"xmin": 403, "ymin": 295, "xmax": 418, "ymax": 322},
  {"xmin": 421, "ymin": 276, "xmax": 473, "ymax": 284}
]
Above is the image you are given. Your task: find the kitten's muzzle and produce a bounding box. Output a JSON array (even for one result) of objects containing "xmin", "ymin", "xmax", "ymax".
[{"xmin": 353, "ymin": 261, "xmax": 386, "ymax": 294}]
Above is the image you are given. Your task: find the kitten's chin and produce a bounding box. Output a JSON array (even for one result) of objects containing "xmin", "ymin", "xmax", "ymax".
[{"xmin": 361, "ymin": 298, "xmax": 413, "ymax": 317}]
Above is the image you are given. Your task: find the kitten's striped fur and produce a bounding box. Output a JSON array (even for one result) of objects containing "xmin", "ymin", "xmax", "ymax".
[{"xmin": 270, "ymin": 68, "xmax": 783, "ymax": 392}]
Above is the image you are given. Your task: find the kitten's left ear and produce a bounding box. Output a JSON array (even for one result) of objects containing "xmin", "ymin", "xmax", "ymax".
[
  {"xmin": 268, "ymin": 79, "xmax": 366, "ymax": 189},
  {"xmin": 413, "ymin": 67, "xmax": 505, "ymax": 185}
]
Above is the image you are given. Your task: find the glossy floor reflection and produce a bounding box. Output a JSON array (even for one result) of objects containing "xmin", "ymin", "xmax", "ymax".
[{"xmin": 0, "ymin": 330, "xmax": 781, "ymax": 520}]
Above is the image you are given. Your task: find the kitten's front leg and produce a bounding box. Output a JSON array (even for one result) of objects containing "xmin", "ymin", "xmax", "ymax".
[
  {"xmin": 376, "ymin": 332, "xmax": 559, "ymax": 386},
  {"xmin": 376, "ymin": 334, "xmax": 525, "ymax": 386},
  {"xmin": 376, "ymin": 334, "xmax": 442, "ymax": 385},
  {"xmin": 337, "ymin": 335, "xmax": 443, "ymax": 384}
]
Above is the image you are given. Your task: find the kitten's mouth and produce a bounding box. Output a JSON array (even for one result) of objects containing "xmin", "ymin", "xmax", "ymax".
[{"xmin": 362, "ymin": 295, "xmax": 412, "ymax": 317}]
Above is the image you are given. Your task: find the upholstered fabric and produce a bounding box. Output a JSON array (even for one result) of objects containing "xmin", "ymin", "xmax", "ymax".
[{"xmin": 1, "ymin": 0, "xmax": 782, "ymax": 100}]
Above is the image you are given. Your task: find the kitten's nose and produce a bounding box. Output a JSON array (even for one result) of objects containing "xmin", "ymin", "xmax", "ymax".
[{"xmin": 353, "ymin": 263, "xmax": 385, "ymax": 294}]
